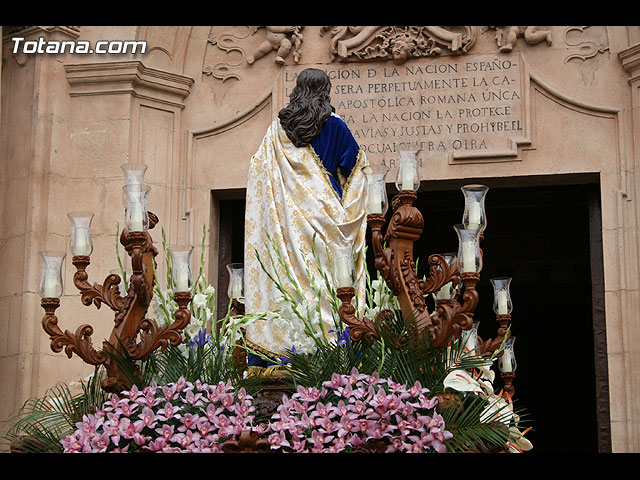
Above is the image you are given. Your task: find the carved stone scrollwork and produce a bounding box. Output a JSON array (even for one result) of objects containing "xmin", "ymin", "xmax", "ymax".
[
  {"xmin": 322, "ymin": 26, "xmax": 478, "ymax": 64},
  {"xmin": 563, "ymin": 26, "xmax": 609, "ymax": 63}
]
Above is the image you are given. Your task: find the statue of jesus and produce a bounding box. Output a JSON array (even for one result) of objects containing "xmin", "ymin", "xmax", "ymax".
[{"xmin": 243, "ymin": 68, "xmax": 369, "ymax": 367}]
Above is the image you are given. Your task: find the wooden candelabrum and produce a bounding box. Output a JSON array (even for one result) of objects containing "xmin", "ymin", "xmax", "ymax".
[
  {"xmin": 337, "ymin": 182, "xmax": 516, "ymax": 396},
  {"xmin": 40, "ymin": 212, "xmax": 192, "ymax": 393}
]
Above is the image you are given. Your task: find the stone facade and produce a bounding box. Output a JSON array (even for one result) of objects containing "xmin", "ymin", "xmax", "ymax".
[{"xmin": 2, "ymin": 25, "xmax": 640, "ymax": 452}]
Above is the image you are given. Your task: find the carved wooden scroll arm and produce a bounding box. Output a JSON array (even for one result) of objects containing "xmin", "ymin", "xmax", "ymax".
[
  {"xmin": 128, "ymin": 291, "xmax": 192, "ymax": 360},
  {"xmin": 429, "ymin": 273, "xmax": 480, "ymax": 349},
  {"xmin": 41, "ymin": 298, "xmax": 107, "ymax": 366},
  {"xmin": 72, "ymin": 256, "xmax": 126, "ymax": 312},
  {"xmin": 337, "ymin": 287, "xmax": 381, "ymax": 344}
]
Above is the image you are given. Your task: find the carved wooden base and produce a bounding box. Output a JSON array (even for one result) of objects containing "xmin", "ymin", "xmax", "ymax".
[
  {"xmin": 223, "ymin": 430, "xmax": 272, "ymax": 453},
  {"xmin": 252, "ymin": 377, "xmax": 294, "ymax": 422}
]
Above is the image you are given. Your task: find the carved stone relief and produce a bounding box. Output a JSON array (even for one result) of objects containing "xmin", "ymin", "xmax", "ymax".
[
  {"xmin": 484, "ymin": 26, "xmax": 553, "ymax": 53},
  {"xmin": 204, "ymin": 26, "xmax": 304, "ymax": 82},
  {"xmin": 245, "ymin": 26, "xmax": 304, "ymax": 65},
  {"xmin": 321, "ymin": 26, "xmax": 478, "ymax": 63},
  {"xmin": 201, "ymin": 26, "xmax": 554, "ymax": 82},
  {"xmin": 563, "ymin": 26, "xmax": 609, "ymax": 63}
]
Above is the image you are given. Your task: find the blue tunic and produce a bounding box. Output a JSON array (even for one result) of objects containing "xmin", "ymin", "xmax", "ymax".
[{"xmin": 310, "ymin": 113, "xmax": 360, "ymax": 197}]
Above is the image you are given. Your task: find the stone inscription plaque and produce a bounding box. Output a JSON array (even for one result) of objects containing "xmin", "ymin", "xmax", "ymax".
[{"xmin": 284, "ymin": 54, "xmax": 527, "ymax": 168}]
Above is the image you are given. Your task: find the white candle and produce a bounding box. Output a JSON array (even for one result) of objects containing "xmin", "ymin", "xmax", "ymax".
[
  {"xmin": 129, "ymin": 201, "xmax": 144, "ymax": 231},
  {"xmin": 44, "ymin": 267, "xmax": 59, "ymax": 297},
  {"xmin": 401, "ymin": 164, "xmax": 414, "ymax": 191},
  {"xmin": 231, "ymin": 275, "xmax": 242, "ymax": 298},
  {"xmin": 468, "ymin": 201, "xmax": 481, "ymax": 227},
  {"xmin": 174, "ymin": 263, "xmax": 189, "ymax": 291},
  {"xmin": 501, "ymin": 350, "xmax": 513, "ymax": 372},
  {"xmin": 336, "ymin": 256, "xmax": 352, "ymax": 287},
  {"xmin": 461, "ymin": 241, "xmax": 476, "ymax": 272},
  {"xmin": 497, "ymin": 290, "xmax": 508, "ymax": 314},
  {"xmin": 368, "ymin": 183, "xmax": 382, "ymax": 214},
  {"xmin": 74, "ymin": 227, "xmax": 89, "ymax": 256}
]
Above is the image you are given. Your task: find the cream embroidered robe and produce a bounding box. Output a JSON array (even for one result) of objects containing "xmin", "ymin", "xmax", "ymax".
[{"xmin": 243, "ymin": 119, "xmax": 368, "ymax": 358}]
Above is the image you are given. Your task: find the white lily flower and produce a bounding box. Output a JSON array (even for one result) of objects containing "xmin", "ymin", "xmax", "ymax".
[
  {"xmin": 184, "ymin": 322, "xmax": 203, "ymax": 340},
  {"xmin": 443, "ymin": 369, "xmax": 484, "ymax": 394},
  {"xmin": 192, "ymin": 293, "xmax": 208, "ymax": 309},
  {"xmin": 507, "ymin": 426, "xmax": 533, "ymax": 452},
  {"xmin": 204, "ymin": 284, "xmax": 215, "ymax": 296},
  {"xmin": 480, "ymin": 395, "xmax": 513, "ymax": 426}
]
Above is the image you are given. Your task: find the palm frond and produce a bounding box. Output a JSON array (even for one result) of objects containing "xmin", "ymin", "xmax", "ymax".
[
  {"xmin": 2, "ymin": 383, "xmax": 80, "ymax": 453},
  {"xmin": 439, "ymin": 393, "xmax": 513, "ymax": 452}
]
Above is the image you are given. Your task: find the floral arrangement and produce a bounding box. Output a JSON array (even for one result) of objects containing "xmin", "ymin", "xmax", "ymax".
[
  {"xmin": 267, "ymin": 369, "xmax": 450, "ymax": 453},
  {"xmin": 61, "ymin": 377, "xmax": 255, "ymax": 453},
  {"xmin": 60, "ymin": 369, "xmax": 452, "ymax": 454}
]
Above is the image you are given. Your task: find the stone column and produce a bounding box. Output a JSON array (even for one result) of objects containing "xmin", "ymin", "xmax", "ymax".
[
  {"xmin": 617, "ymin": 39, "xmax": 640, "ymax": 453},
  {"xmin": 0, "ymin": 26, "xmax": 83, "ymax": 437}
]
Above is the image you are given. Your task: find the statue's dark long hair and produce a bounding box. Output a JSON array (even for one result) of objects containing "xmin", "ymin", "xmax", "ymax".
[{"xmin": 278, "ymin": 68, "xmax": 333, "ymax": 147}]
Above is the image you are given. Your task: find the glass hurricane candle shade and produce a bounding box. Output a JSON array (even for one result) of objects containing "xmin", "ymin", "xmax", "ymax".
[
  {"xmin": 123, "ymin": 184, "xmax": 151, "ymax": 232},
  {"xmin": 454, "ymin": 224, "xmax": 482, "ymax": 273},
  {"xmin": 226, "ymin": 263, "xmax": 244, "ymax": 300},
  {"xmin": 461, "ymin": 184, "xmax": 488, "ymax": 231},
  {"xmin": 461, "ymin": 321, "xmax": 479, "ymax": 355},
  {"xmin": 39, "ymin": 251, "xmax": 66, "ymax": 298},
  {"xmin": 432, "ymin": 252, "xmax": 457, "ymax": 301},
  {"xmin": 332, "ymin": 246, "xmax": 355, "ymax": 288},
  {"xmin": 395, "ymin": 149, "xmax": 420, "ymax": 192},
  {"xmin": 121, "ymin": 162, "xmax": 148, "ymax": 190},
  {"xmin": 362, "ymin": 164, "xmax": 389, "ymax": 215},
  {"xmin": 168, "ymin": 245, "xmax": 193, "ymax": 292},
  {"xmin": 67, "ymin": 211, "xmax": 94, "ymax": 256},
  {"xmin": 491, "ymin": 277, "xmax": 513, "ymax": 315},
  {"xmin": 499, "ymin": 336, "xmax": 517, "ymax": 373}
]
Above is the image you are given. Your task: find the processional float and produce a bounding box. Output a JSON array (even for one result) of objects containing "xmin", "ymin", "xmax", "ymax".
[{"xmin": 38, "ymin": 153, "xmax": 517, "ymax": 396}]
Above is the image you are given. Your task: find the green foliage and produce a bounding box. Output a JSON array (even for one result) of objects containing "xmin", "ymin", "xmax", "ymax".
[{"xmin": 2, "ymin": 370, "xmax": 107, "ymax": 453}]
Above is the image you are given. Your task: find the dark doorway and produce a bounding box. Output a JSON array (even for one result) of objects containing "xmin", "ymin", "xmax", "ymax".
[
  {"xmin": 215, "ymin": 177, "xmax": 610, "ymax": 453},
  {"xmin": 401, "ymin": 179, "xmax": 609, "ymax": 453},
  {"xmin": 215, "ymin": 196, "xmax": 246, "ymax": 320}
]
